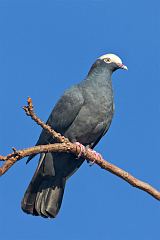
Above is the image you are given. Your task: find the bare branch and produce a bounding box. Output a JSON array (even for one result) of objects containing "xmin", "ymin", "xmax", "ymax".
[
  {"xmin": 23, "ymin": 97, "xmax": 70, "ymax": 144},
  {"xmin": 0, "ymin": 97, "xmax": 160, "ymax": 202}
]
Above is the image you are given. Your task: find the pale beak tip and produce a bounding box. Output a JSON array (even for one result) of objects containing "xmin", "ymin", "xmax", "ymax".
[{"xmin": 122, "ymin": 65, "xmax": 128, "ymax": 70}]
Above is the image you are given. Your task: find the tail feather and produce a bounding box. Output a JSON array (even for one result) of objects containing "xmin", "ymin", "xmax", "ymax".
[
  {"xmin": 44, "ymin": 178, "xmax": 65, "ymax": 217},
  {"xmin": 21, "ymin": 153, "xmax": 66, "ymax": 218}
]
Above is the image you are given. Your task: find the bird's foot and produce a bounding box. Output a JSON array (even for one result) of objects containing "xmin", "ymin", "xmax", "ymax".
[
  {"xmin": 74, "ymin": 142, "xmax": 86, "ymax": 158},
  {"xmin": 87, "ymin": 148, "xmax": 103, "ymax": 166}
]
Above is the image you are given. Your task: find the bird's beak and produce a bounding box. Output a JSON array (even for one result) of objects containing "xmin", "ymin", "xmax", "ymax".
[
  {"xmin": 117, "ymin": 62, "xmax": 128, "ymax": 70},
  {"xmin": 120, "ymin": 64, "xmax": 128, "ymax": 70}
]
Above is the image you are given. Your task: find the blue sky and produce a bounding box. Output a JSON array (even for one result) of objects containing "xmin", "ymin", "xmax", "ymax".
[{"xmin": 0, "ymin": 0, "xmax": 160, "ymax": 239}]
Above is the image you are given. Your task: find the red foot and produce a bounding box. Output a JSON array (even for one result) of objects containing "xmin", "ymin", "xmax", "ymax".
[{"xmin": 75, "ymin": 142, "xmax": 86, "ymax": 158}]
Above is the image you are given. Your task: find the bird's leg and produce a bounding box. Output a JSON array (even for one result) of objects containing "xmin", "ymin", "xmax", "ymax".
[
  {"xmin": 74, "ymin": 142, "xmax": 102, "ymax": 166},
  {"xmin": 86, "ymin": 147, "xmax": 103, "ymax": 166},
  {"xmin": 74, "ymin": 142, "xmax": 86, "ymax": 158}
]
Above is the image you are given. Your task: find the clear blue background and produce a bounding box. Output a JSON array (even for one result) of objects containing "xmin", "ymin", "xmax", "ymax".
[{"xmin": 0, "ymin": 0, "xmax": 160, "ymax": 239}]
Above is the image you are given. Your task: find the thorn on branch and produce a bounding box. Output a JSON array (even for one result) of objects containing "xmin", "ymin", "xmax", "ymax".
[
  {"xmin": 12, "ymin": 147, "xmax": 17, "ymax": 153},
  {"xmin": 23, "ymin": 106, "xmax": 30, "ymax": 116},
  {"xmin": 11, "ymin": 147, "xmax": 22, "ymax": 158}
]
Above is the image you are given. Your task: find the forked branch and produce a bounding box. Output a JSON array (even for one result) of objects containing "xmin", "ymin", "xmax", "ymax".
[{"xmin": 0, "ymin": 97, "xmax": 160, "ymax": 201}]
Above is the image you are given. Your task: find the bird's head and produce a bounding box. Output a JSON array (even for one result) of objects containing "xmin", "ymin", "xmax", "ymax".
[{"xmin": 98, "ymin": 53, "xmax": 128, "ymax": 72}]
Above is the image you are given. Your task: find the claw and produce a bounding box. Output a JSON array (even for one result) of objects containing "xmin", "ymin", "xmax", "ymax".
[
  {"xmin": 74, "ymin": 142, "xmax": 86, "ymax": 158},
  {"xmin": 87, "ymin": 149, "xmax": 102, "ymax": 166}
]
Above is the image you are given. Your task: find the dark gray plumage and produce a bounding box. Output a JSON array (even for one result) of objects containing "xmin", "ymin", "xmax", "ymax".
[{"xmin": 21, "ymin": 53, "xmax": 127, "ymax": 218}]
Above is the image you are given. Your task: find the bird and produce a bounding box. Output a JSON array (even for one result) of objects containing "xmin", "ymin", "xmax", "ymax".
[{"xmin": 21, "ymin": 53, "xmax": 128, "ymax": 218}]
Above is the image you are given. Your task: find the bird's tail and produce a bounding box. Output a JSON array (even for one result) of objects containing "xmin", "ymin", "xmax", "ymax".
[{"xmin": 21, "ymin": 153, "xmax": 66, "ymax": 218}]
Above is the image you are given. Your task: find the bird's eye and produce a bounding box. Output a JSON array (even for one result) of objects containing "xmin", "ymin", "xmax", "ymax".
[{"xmin": 104, "ymin": 58, "xmax": 111, "ymax": 63}]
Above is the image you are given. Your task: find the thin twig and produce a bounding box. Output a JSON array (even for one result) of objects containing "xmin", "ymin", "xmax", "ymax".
[
  {"xmin": 0, "ymin": 97, "xmax": 160, "ymax": 202},
  {"xmin": 23, "ymin": 97, "xmax": 70, "ymax": 144}
]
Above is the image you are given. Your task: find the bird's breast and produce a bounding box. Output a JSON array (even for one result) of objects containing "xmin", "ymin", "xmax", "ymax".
[{"xmin": 64, "ymin": 83, "xmax": 114, "ymax": 145}]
